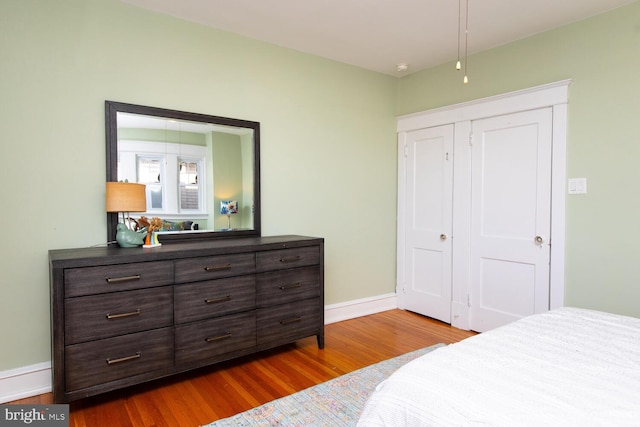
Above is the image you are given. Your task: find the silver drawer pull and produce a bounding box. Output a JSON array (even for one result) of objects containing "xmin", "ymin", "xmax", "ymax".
[
  {"xmin": 204, "ymin": 264, "xmax": 232, "ymax": 272},
  {"xmin": 279, "ymin": 282, "xmax": 302, "ymax": 291},
  {"xmin": 206, "ymin": 332, "xmax": 232, "ymax": 342},
  {"xmin": 106, "ymin": 275, "xmax": 141, "ymax": 284},
  {"xmin": 279, "ymin": 256, "xmax": 301, "ymax": 263},
  {"xmin": 106, "ymin": 309, "xmax": 141, "ymax": 320},
  {"xmin": 106, "ymin": 352, "xmax": 141, "ymax": 365},
  {"xmin": 205, "ymin": 295, "xmax": 232, "ymax": 304},
  {"xmin": 280, "ymin": 316, "xmax": 302, "ymax": 325}
]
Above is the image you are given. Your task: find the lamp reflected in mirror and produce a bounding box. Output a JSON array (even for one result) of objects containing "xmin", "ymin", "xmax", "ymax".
[{"xmin": 220, "ymin": 200, "xmax": 238, "ymax": 230}]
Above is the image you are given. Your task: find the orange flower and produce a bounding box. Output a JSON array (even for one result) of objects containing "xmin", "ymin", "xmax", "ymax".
[{"xmin": 148, "ymin": 217, "xmax": 163, "ymax": 233}]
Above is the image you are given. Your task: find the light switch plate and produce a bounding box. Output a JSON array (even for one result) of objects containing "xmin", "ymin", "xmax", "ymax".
[{"xmin": 568, "ymin": 178, "xmax": 587, "ymax": 194}]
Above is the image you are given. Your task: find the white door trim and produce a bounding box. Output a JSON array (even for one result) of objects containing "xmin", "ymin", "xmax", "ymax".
[
  {"xmin": 397, "ymin": 80, "xmax": 571, "ymax": 132},
  {"xmin": 397, "ymin": 80, "xmax": 570, "ymax": 330},
  {"xmin": 549, "ymin": 102, "xmax": 567, "ymax": 311}
]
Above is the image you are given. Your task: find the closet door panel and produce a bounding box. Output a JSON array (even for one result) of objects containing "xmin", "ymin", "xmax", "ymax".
[
  {"xmin": 469, "ymin": 108, "xmax": 552, "ymax": 332},
  {"xmin": 401, "ymin": 125, "xmax": 454, "ymax": 323}
]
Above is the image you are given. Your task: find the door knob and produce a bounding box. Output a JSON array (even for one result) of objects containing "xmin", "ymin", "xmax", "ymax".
[
  {"xmin": 535, "ymin": 236, "xmax": 544, "ymax": 245},
  {"xmin": 440, "ymin": 234, "xmax": 447, "ymax": 241}
]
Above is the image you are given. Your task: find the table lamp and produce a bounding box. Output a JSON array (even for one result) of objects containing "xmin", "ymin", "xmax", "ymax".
[
  {"xmin": 220, "ymin": 200, "xmax": 238, "ymax": 230},
  {"xmin": 106, "ymin": 182, "xmax": 147, "ymax": 247}
]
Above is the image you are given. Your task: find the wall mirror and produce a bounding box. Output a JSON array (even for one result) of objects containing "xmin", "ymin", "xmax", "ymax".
[{"xmin": 106, "ymin": 101, "xmax": 260, "ymax": 243}]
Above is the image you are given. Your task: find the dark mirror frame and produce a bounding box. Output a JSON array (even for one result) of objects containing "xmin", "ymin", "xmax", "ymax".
[{"xmin": 105, "ymin": 100, "xmax": 261, "ymax": 244}]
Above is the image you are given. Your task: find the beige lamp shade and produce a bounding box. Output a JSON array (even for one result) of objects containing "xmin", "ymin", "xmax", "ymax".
[{"xmin": 106, "ymin": 182, "xmax": 147, "ymax": 213}]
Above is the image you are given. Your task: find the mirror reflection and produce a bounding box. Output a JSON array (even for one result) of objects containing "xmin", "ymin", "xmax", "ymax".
[{"xmin": 106, "ymin": 101, "xmax": 261, "ymax": 243}]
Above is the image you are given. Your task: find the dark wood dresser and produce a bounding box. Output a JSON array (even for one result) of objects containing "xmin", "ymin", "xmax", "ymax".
[{"xmin": 49, "ymin": 235, "xmax": 324, "ymax": 403}]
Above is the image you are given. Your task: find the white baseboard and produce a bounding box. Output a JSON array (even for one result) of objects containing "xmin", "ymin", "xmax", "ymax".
[
  {"xmin": 0, "ymin": 293, "xmax": 397, "ymax": 403},
  {"xmin": 0, "ymin": 361, "xmax": 51, "ymax": 404},
  {"xmin": 324, "ymin": 293, "xmax": 398, "ymax": 324}
]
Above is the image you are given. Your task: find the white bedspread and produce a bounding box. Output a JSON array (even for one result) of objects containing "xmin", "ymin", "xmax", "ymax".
[{"xmin": 357, "ymin": 307, "xmax": 640, "ymax": 427}]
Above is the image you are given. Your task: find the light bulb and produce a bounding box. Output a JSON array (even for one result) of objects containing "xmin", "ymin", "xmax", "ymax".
[
  {"xmin": 463, "ymin": 75, "xmax": 469, "ymax": 84},
  {"xmin": 456, "ymin": 60, "xmax": 461, "ymax": 70}
]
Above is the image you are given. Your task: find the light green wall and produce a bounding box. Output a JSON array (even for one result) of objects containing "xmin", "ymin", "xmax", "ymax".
[
  {"xmin": 241, "ymin": 133, "xmax": 254, "ymax": 228},
  {"xmin": 0, "ymin": 0, "xmax": 397, "ymax": 371},
  {"xmin": 212, "ymin": 132, "xmax": 245, "ymax": 230},
  {"xmin": 398, "ymin": 2, "xmax": 640, "ymax": 317},
  {"xmin": 0, "ymin": 0, "xmax": 638, "ymax": 373}
]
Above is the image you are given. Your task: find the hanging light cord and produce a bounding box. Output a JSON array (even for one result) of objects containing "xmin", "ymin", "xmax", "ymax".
[
  {"xmin": 464, "ymin": 0, "xmax": 469, "ymax": 84},
  {"xmin": 456, "ymin": 0, "xmax": 461, "ymax": 70}
]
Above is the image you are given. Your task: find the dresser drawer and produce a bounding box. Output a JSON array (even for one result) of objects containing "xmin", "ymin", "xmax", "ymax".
[
  {"xmin": 256, "ymin": 246, "xmax": 319, "ymax": 273},
  {"xmin": 256, "ymin": 266, "xmax": 320, "ymax": 308},
  {"xmin": 174, "ymin": 275, "xmax": 256, "ymax": 324},
  {"xmin": 64, "ymin": 262, "xmax": 174, "ymax": 297},
  {"xmin": 175, "ymin": 253, "xmax": 255, "ymax": 283},
  {"xmin": 175, "ymin": 311, "xmax": 256, "ymax": 365},
  {"xmin": 65, "ymin": 327, "xmax": 173, "ymax": 392},
  {"xmin": 65, "ymin": 287, "xmax": 173, "ymax": 345},
  {"xmin": 257, "ymin": 298, "xmax": 321, "ymax": 346}
]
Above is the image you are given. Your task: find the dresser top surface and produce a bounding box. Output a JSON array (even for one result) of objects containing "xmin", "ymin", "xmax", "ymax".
[{"xmin": 49, "ymin": 235, "xmax": 323, "ymax": 268}]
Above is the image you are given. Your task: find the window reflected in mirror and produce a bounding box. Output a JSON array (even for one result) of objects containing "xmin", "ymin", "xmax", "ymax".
[
  {"xmin": 179, "ymin": 160, "xmax": 200, "ymax": 210},
  {"xmin": 137, "ymin": 157, "xmax": 163, "ymax": 209},
  {"xmin": 118, "ymin": 138, "xmax": 207, "ymax": 217}
]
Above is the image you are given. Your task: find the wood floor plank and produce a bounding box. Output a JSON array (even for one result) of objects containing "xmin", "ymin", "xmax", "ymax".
[{"xmin": 9, "ymin": 309, "xmax": 476, "ymax": 426}]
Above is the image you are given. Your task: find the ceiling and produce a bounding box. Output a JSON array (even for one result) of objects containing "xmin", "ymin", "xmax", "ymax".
[{"xmin": 120, "ymin": 0, "xmax": 635, "ymax": 76}]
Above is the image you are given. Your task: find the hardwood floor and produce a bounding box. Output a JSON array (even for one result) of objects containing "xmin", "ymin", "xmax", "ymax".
[{"xmin": 10, "ymin": 309, "xmax": 476, "ymax": 426}]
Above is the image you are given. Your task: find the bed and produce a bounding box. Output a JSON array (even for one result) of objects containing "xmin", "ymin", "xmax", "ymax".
[{"xmin": 357, "ymin": 307, "xmax": 640, "ymax": 426}]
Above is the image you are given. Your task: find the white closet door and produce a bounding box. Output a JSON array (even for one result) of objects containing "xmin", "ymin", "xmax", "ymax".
[
  {"xmin": 469, "ymin": 108, "xmax": 553, "ymax": 332},
  {"xmin": 401, "ymin": 125, "xmax": 454, "ymax": 323}
]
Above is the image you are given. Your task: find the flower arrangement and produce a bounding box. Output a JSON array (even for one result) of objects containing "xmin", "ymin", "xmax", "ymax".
[
  {"xmin": 148, "ymin": 217, "xmax": 163, "ymax": 234},
  {"xmin": 133, "ymin": 216, "xmax": 150, "ymax": 231},
  {"xmin": 138, "ymin": 216, "xmax": 163, "ymax": 248}
]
